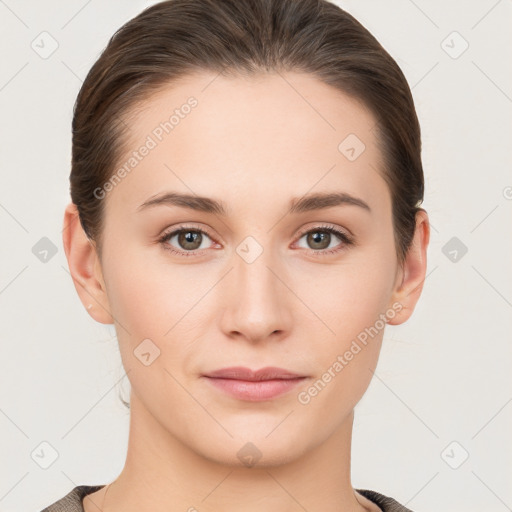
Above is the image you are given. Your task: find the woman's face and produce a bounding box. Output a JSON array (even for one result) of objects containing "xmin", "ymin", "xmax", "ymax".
[{"xmin": 90, "ymin": 71, "xmax": 416, "ymax": 465}]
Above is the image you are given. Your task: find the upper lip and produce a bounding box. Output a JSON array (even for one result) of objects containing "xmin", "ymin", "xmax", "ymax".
[{"xmin": 203, "ymin": 366, "xmax": 305, "ymax": 381}]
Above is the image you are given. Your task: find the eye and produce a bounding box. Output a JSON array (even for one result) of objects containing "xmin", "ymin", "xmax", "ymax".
[
  {"xmin": 158, "ymin": 224, "xmax": 216, "ymax": 256},
  {"xmin": 158, "ymin": 223, "xmax": 354, "ymax": 258},
  {"xmin": 295, "ymin": 224, "xmax": 354, "ymax": 255}
]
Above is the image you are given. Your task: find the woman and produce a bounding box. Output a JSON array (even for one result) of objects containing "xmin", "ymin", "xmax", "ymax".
[{"xmin": 42, "ymin": 0, "xmax": 429, "ymax": 510}]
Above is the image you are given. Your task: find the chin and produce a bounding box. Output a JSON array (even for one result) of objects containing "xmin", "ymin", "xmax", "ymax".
[{"xmin": 188, "ymin": 425, "xmax": 309, "ymax": 469}]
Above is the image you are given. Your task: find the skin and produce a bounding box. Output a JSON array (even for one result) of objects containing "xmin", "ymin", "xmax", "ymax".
[{"xmin": 63, "ymin": 70, "xmax": 429, "ymax": 512}]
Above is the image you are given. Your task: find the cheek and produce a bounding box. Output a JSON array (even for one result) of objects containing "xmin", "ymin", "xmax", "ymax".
[
  {"xmin": 101, "ymin": 247, "xmax": 218, "ymax": 383},
  {"xmin": 103, "ymin": 257, "xmax": 199, "ymax": 411},
  {"xmin": 293, "ymin": 255, "xmax": 395, "ymax": 347},
  {"xmin": 291, "ymin": 252, "xmax": 394, "ymax": 407},
  {"xmin": 103, "ymin": 244, "xmax": 208, "ymax": 336},
  {"xmin": 294, "ymin": 274, "xmax": 388, "ymax": 429}
]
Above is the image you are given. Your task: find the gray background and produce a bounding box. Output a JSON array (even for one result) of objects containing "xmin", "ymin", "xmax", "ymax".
[{"xmin": 1, "ymin": 1, "xmax": 511, "ymax": 511}]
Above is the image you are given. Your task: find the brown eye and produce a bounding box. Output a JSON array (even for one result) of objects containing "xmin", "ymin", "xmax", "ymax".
[
  {"xmin": 296, "ymin": 225, "xmax": 354, "ymax": 255},
  {"xmin": 159, "ymin": 226, "xmax": 215, "ymax": 255},
  {"xmin": 176, "ymin": 230, "xmax": 203, "ymax": 250}
]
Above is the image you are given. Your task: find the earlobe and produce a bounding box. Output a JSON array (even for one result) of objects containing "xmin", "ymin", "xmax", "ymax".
[
  {"xmin": 387, "ymin": 209, "xmax": 430, "ymax": 325},
  {"xmin": 62, "ymin": 202, "xmax": 114, "ymax": 324}
]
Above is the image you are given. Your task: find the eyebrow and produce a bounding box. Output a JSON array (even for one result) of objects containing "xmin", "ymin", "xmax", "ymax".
[{"xmin": 136, "ymin": 191, "xmax": 371, "ymax": 216}]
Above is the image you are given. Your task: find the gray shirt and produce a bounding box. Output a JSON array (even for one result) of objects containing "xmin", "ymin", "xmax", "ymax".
[{"xmin": 39, "ymin": 485, "xmax": 414, "ymax": 511}]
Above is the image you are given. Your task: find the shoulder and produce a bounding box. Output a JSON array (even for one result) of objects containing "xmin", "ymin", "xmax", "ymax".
[
  {"xmin": 40, "ymin": 485, "xmax": 411, "ymax": 512},
  {"xmin": 39, "ymin": 485, "xmax": 106, "ymax": 512},
  {"xmin": 356, "ymin": 488, "xmax": 414, "ymax": 512}
]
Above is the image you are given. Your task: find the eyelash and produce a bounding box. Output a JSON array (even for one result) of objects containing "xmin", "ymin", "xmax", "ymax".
[{"xmin": 157, "ymin": 223, "xmax": 354, "ymax": 258}]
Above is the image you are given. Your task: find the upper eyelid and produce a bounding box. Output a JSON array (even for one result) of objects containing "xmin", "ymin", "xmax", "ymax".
[
  {"xmin": 295, "ymin": 223, "xmax": 349, "ymax": 237},
  {"xmin": 161, "ymin": 224, "xmax": 216, "ymax": 241}
]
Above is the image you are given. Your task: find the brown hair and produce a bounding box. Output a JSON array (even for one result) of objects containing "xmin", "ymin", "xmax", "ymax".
[{"xmin": 71, "ymin": 0, "xmax": 424, "ymax": 267}]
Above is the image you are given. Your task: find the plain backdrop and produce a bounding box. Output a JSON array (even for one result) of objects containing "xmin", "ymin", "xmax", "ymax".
[{"xmin": 1, "ymin": 1, "xmax": 511, "ymax": 511}]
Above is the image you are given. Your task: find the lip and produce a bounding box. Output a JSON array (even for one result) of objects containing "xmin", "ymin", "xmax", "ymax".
[
  {"xmin": 202, "ymin": 366, "xmax": 307, "ymax": 401},
  {"xmin": 204, "ymin": 366, "xmax": 304, "ymax": 381}
]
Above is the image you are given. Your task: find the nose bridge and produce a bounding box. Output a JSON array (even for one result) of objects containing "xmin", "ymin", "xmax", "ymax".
[
  {"xmin": 225, "ymin": 233, "xmax": 290, "ymax": 341},
  {"xmin": 235, "ymin": 239, "xmax": 276, "ymax": 295}
]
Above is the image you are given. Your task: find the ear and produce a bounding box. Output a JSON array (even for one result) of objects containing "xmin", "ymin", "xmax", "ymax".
[
  {"xmin": 387, "ymin": 209, "xmax": 430, "ymax": 325},
  {"xmin": 62, "ymin": 202, "xmax": 114, "ymax": 324}
]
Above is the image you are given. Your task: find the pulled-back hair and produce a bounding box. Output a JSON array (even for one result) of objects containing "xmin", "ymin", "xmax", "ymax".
[{"xmin": 71, "ymin": 0, "xmax": 424, "ymax": 267}]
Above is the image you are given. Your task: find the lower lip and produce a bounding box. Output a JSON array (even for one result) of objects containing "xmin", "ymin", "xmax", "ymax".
[{"xmin": 203, "ymin": 377, "xmax": 306, "ymax": 401}]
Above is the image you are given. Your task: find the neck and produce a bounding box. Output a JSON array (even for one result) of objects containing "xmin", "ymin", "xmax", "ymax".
[{"xmin": 101, "ymin": 392, "xmax": 371, "ymax": 512}]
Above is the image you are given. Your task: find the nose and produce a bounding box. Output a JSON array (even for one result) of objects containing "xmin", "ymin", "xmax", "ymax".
[{"xmin": 220, "ymin": 241, "xmax": 293, "ymax": 344}]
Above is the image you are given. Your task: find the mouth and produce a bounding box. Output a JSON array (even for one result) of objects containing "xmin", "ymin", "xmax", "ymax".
[{"xmin": 201, "ymin": 366, "xmax": 308, "ymax": 402}]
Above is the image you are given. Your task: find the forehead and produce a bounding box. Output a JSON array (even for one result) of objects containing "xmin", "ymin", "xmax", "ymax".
[
  {"xmin": 125, "ymin": 70, "xmax": 378, "ymax": 152},
  {"xmin": 106, "ymin": 70, "xmax": 389, "ymax": 217}
]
